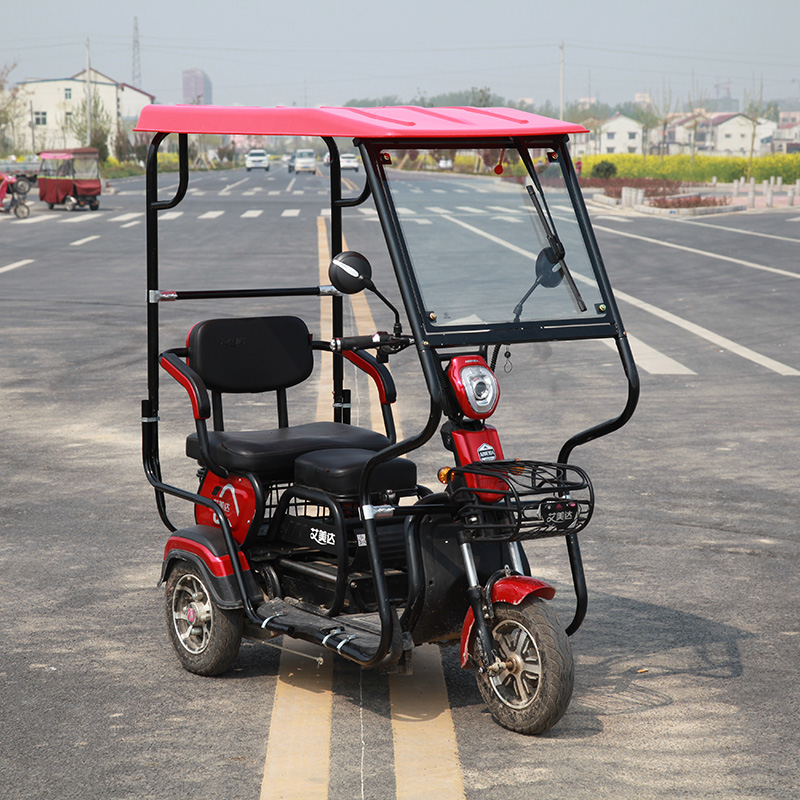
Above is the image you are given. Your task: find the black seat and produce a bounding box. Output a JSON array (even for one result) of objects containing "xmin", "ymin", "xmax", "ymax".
[
  {"xmin": 294, "ymin": 448, "xmax": 417, "ymax": 497},
  {"xmin": 173, "ymin": 316, "xmax": 390, "ymax": 480}
]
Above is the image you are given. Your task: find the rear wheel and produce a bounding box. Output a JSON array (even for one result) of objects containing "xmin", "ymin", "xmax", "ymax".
[
  {"xmin": 475, "ymin": 597, "xmax": 573, "ymax": 734},
  {"xmin": 165, "ymin": 561, "xmax": 243, "ymax": 676},
  {"xmin": 64, "ymin": 196, "xmax": 76, "ymax": 212},
  {"xmin": 89, "ymin": 200, "xmax": 99, "ymax": 211}
]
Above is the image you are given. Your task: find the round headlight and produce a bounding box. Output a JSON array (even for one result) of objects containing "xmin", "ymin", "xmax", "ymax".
[{"xmin": 447, "ymin": 355, "xmax": 500, "ymax": 419}]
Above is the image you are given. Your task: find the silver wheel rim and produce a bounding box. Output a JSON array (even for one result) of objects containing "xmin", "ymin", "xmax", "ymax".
[
  {"xmin": 488, "ymin": 618, "xmax": 543, "ymax": 709},
  {"xmin": 171, "ymin": 573, "xmax": 214, "ymax": 655}
]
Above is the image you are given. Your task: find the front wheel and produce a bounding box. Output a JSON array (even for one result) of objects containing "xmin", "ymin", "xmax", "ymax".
[
  {"xmin": 475, "ymin": 597, "xmax": 573, "ymax": 735},
  {"xmin": 13, "ymin": 202, "xmax": 29, "ymax": 219},
  {"xmin": 64, "ymin": 196, "xmax": 76, "ymax": 212},
  {"xmin": 165, "ymin": 561, "xmax": 243, "ymax": 676}
]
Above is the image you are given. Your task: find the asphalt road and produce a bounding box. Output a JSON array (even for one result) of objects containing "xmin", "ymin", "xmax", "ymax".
[{"xmin": 1, "ymin": 159, "xmax": 799, "ymax": 799}]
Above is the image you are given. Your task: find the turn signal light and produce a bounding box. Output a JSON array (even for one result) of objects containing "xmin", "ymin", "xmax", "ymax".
[{"xmin": 438, "ymin": 467, "xmax": 452, "ymax": 484}]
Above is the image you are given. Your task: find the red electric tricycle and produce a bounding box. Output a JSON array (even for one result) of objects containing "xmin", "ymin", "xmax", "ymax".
[
  {"xmin": 37, "ymin": 147, "xmax": 101, "ymax": 211},
  {"xmin": 136, "ymin": 105, "xmax": 639, "ymax": 734}
]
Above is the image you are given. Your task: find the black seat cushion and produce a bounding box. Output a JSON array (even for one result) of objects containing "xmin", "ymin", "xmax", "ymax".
[
  {"xmin": 294, "ymin": 448, "xmax": 417, "ymax": 497},
  {"xmin": 186, "ymin": 422, "xmax": 390, "ymax": 480}
]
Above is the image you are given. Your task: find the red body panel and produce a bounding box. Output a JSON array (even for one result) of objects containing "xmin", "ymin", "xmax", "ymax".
[
  {"xmin": 194, "ymin": 472, "xmax": 258, "ymax": 546},
  {"xmin": 163, "ymin": 535, "xmax": 250, "ymax": 578},
  {"xmin": 459, "ymin": 576, "xmax": 556, "ymax": 668},
  {"xmin": 450, "ymin": 426, "xmax": 506, "ymax": 500}
]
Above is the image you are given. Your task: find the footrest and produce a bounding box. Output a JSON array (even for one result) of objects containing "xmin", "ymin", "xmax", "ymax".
[
  {"xmin": 254, "ymin": 597, "xmax": 383, "ymax": 659},
  {"xmin": 294, "ymin": 448, "xmax": 417, "ymax": 497}
]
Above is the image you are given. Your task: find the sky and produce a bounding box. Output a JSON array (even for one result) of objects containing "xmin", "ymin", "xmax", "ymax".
[{"xmin": 2, "ymin": 0, "xmax": 799, "ymax": 112}]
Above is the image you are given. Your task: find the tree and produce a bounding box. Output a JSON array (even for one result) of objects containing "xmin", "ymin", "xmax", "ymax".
[
  {"xmin": 67, "ymin": 89, "xmax": 113, "ymax": 161},
  {"xmin": 0, "ymin": 62, "xmax": 21, "ymax": 153},
  {"xmin": 742, "ymin": 81, "xmax": 765, "ymax": 181}
]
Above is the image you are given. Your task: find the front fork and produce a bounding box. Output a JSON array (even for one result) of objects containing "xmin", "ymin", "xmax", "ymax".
[{"xmin": 460, "ymin": 536, "xmax": 525, "ymax": 673}]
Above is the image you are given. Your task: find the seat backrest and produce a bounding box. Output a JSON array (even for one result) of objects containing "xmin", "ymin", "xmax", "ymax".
[{"xmin": 187, "ymin": 316, "xmax": 313, "ymax": 393}]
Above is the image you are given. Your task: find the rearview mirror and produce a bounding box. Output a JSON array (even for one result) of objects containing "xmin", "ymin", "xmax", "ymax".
[
  {"xmin": 535, "ymin": 247, "xmax": 564, "ymax": 289},
  {"xmin": 329, "ymin": 251, "xmax": 373, "ymax": 294}
]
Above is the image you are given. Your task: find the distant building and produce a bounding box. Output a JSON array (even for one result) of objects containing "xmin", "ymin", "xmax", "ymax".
[
  {"xmin": 598, "ymin": 113, "xmax": 644, "ymax": 155},
  {"xmin": 2, "ymin": 68, "xmax": 154, "ymax": 155},
  {"xmin": 182, "ymin": 69, "xmax": 212, "ymax": 105}
]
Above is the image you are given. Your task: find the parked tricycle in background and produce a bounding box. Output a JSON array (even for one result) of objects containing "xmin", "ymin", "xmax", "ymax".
[
  {"xmin": 135, "ymin": 104, "xmax": 639, "ymax": 735},
  {"xmin": 37, "ymin": 147, "xmax": 101, "ymax": 211}
]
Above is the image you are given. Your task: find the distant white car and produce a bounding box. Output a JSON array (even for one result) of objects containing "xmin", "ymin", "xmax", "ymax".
[
  {"xmin": 340, "ymin": 153, "xmax": 360, "ymax": 171},
  {"xmin": 293, "ymin": 149, "xmax": 317, "ymax": 174},
  {"xmin": 438, "ymin": 157, "xmax": 454, "ymax": 170},
  {"xmin": 245, "ymin": 149, "xmax": 270, "ymax": 171}
]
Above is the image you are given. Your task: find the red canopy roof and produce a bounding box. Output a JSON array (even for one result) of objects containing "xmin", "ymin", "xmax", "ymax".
[{"xmin": 135, "ymin": 105, "xmax": 587, "ymax": 139}]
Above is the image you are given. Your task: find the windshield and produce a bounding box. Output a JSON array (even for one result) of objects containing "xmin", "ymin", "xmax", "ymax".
[
  {"xmin": 73, "ymin": 156, "xmax": 99, "ymax": 180},
  {"xmin": 296, "ymin": 150, "xmax": 314, "ymax": 159},
  {"xmin": 380, "ymin": 145, "xmax": 606, "ymax": 338}
]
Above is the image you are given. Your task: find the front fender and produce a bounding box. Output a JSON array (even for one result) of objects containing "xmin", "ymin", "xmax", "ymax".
[{"xmin": 459, "ymin": 576, "xmax": 556, "ymax": 668}]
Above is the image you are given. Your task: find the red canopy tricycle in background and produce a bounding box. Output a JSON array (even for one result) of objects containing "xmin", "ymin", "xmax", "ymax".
[{"xmin": 37, "ymin": 147, "xmax": 101, "ymax": 211}]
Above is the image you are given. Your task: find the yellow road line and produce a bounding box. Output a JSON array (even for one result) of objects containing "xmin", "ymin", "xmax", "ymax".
[
  {"xmin": 258, "ymin": 217, "xmax": 336, "ymax": 799},
  {"xmin": 260, "ymin": 218, "xmax": 464, "ymax": 799},
  {"xmin": 260, "ymin": 642, "xmax": 334, "ymax": 800},
  {"xmin": 389, "ymin": 645, "xmax": 466, "ymax": 800},
  {"xmin": 342, "ymin": 236, "xmax": 464, "ymax": 800}
]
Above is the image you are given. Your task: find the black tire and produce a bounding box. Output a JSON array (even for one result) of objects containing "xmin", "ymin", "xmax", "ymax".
[
  {"xmin": 475, "ymin": 597, "xmax": 573, "ymax": 734},
  {"xmin": 13, "ymin": 202, "xmax": 29, "ymax": 219},
  {"xmin": 89, "ymin": 200, "xmax": 99, "ymax": 211},
  {"xmin": 165, "ymin": 561, "xmax": 243, "ymax": 676},
  {"xmin": 15, "ymin": 176, "xmax": 31, "ymax": 195}
]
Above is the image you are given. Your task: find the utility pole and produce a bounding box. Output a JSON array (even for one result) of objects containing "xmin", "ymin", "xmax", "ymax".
[
  {"xmin": 559, "ymin": 41, "xmax": 565, "ymax": 120},
  {"xmin": 132, "ymin": 17, "xmax": 142, "ymax": 88},
  {"xmin": 85, "ymin": 38, "xmax": 92, "ymax": 147}
]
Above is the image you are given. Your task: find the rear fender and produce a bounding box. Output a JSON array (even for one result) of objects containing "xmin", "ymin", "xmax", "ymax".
[
  {"xmin": 459, "ymin": 576, "xmax": 556, "ymax": 668},
  {"xmin": 159, "ymin": 525, "xmax": 261, "ymax": 610}
]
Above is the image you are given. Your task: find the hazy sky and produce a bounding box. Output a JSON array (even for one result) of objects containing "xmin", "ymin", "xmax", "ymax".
[{"xmin": 2, "ymin": 0, "xmax": 798, "ymax": 111}]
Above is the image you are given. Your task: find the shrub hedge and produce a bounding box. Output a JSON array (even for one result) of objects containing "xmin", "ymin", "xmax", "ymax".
[{"xmin": 577, "ymin": 153, "xmax": 800, "ymax": 183}]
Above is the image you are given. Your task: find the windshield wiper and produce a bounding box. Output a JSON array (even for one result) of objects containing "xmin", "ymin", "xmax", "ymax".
[{"xmin": 525, "ymin": 184, "xmax": 587, "ymax": 313}]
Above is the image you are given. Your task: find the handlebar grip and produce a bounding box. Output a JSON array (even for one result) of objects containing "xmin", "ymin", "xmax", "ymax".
[{"xmin": 330, "ymin": 333, "xmax": 386, "ymax": 352}]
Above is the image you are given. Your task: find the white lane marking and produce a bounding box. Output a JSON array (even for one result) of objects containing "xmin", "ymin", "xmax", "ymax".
[
  {"xmin": 241, "ymin": 210, "xmax": 263, "ymax": 218},
  {"xmin": 592, "ymin": 223, "xmax": 800, "ymax": 282},
  {"xmin": 281, "ymin": 209, "xmax": 300, "ymax": 217},
  {"xmin": 59, "ymin": 213, "xmax": 104, "ymax": 223},
  {"xmin": 593, "ymin": 214, "xmax": 632, "ymax": 223},
  {"xmin": 220, "ymin": 177, "xmax": 249, "ymax": 194},
  {"xmin": 396, "ymin": 207, "xmax": 417, "ymax": 215},
  {"xmin": 0, "ymin": 259, "xmax": 34, "ymax": 274},
  {"xmin": 601, "ymin": 335, "xmax": 695, "ymax": 375},
  {"xmin": 488, "ymin": 205, "xmax": 522, "ymax": 214},
  {"xmin": 109, "ymin": 212, "xmax": 144, "ymax": 222},
  {"xmin": 426, "ymin": 206, "xmax": 450, "ymax": 214},
  {"xmin": 286, "ymin": 177, "xmax": 297, "ymax": 192},
  {"xmin": 198, "ymin": 210, "xmax": 224, "ymax": 219},
  {"xmin": 455, "ymin": 206, "xmax": 485, "ymax": 214},
  {"xmin": 492, "ymin": 215, "xmax": 523, "ymax": 223},
  {"xmin": 121, "ymin": 220, "xmax": 140, "ymax": 228},
  {"xmin": 358, "ymin": 208, "xmax": 378, "ymax": 216},
  {"xmin": 16, "ymin": 215, "xmax": 50, "ymax": 224},
  {"xmin": 320, "ymin": 208, "xmax": 331, "ymax": 216},
  {"xmin": 407, "ymin": 218, "xmax": 433, "ymax": 225},
  {"xmin": 160, "ymin": 211, "xmax": 183, "ymax": 220},
  {"xmin": 442, "ymin": 215, "xmax": 800, "ymax": 376},
  {"xmin": 268, "ymin": 190, "xmax": 280, "ymax": 196},
  {"xmin": 70, "ymin": 235, "xmax": 101, "ymax": 246},
  {"xmin": 677, "ymin": 217, "xmax": 800, "ymax": 243}
]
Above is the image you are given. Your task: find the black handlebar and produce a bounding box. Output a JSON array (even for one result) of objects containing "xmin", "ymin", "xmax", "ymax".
[{"xmin": 329, "ymin": 331, "xmax": 411, "ymax": 353}]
